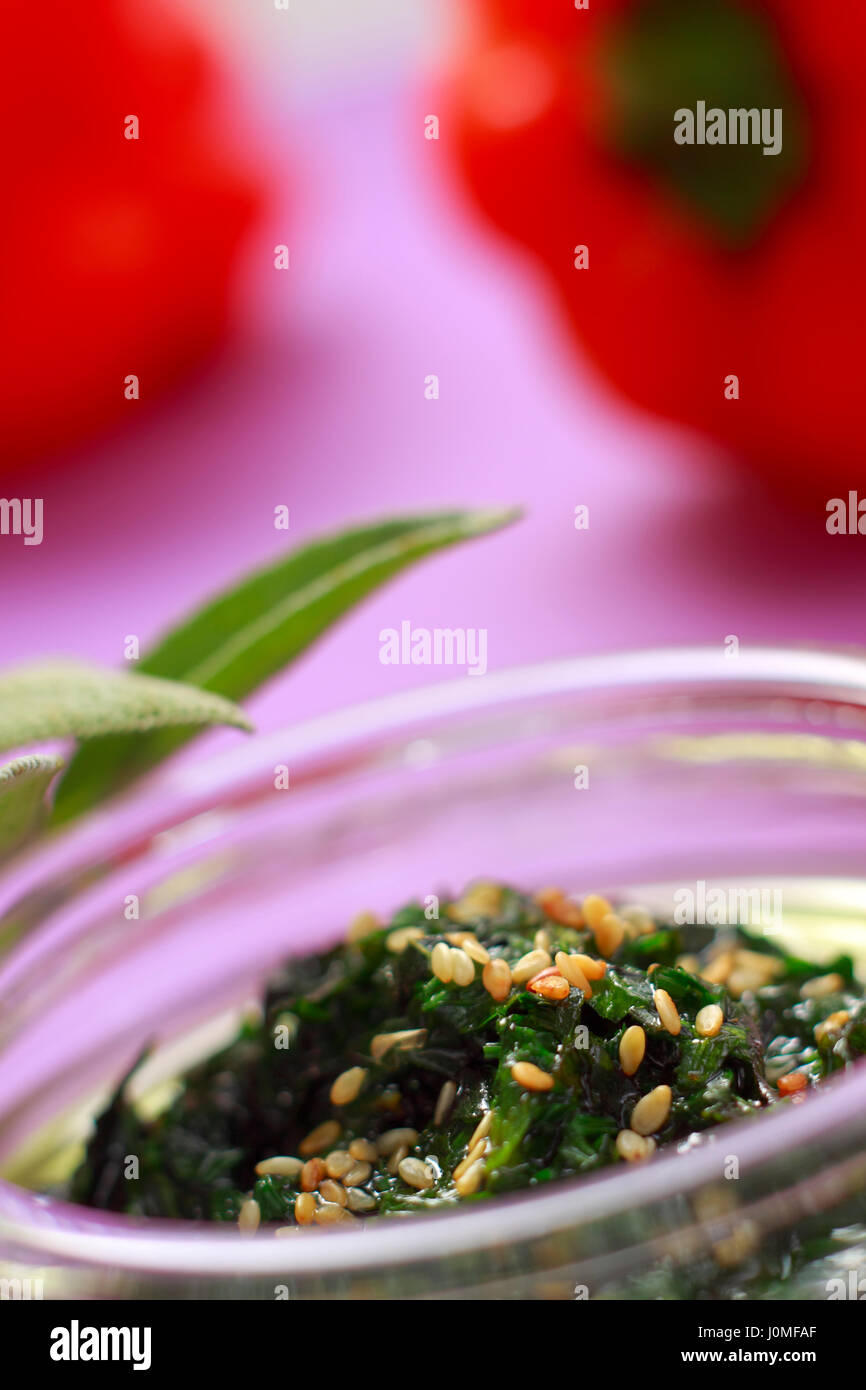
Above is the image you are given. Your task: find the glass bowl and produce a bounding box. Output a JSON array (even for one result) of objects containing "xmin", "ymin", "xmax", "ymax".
[{"xmin": 2, "ymin": 645, "xmax": 866, "ymax": 1299}]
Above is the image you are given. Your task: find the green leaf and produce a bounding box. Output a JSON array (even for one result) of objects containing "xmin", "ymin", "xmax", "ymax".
[
  {"xmin": 0, "ymin": 661, "xmax": 251, "ymax": 753},
  {"xmin": 0, "ymin": 754, "xmax": 64, "ymax": 858},
  {"xmin": 52, "ymin": 508, "xmax": 519, "ymax": 822}
]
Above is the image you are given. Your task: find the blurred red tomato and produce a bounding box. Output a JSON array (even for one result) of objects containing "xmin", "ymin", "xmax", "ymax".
[
  {"xmin": 455, "ymin": 0, "xmax": 866, "ymax": 496},
  {"xmin": 1, "ymin": 1, "xmax": 261, "ymax": 471}
]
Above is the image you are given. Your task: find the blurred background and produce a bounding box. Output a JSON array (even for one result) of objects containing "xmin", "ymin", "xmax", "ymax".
[{"xmin": 2, "ymin": 0, "xmax": 864, "ymax": 745}]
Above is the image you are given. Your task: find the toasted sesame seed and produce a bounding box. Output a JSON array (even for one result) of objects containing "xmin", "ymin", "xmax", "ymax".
[
  {"xmin": 369, "ymin": 1027, "xmax": 427, "ymax": 1062},
  {"xmin": 313, "ymin": 1202, "xmax": 351, "ymax": 1225},
  {"xmin": 595, "ymin": 912, "xmax": 625, "ymax": 958},
  {"xmin": 814, "ymin": 1009, "xmax": 850, "ymax": 1042},
  {"xmin": 387, "ymin": 1144, "xmax": 410, "ymax": 1175},
  {"xmin": 342, "ymin": 1161, "xmax": 372, "ymax": 1187},
  {"xmin": 581, "ymin": 894, "xmax": 613, "ymax": 931},
  {"xmin": 386, "ymin": 926, "xmax": 425, "ymax": 953},
  {"xmin": 294, "ymin": 1192, "xmax": 316, "ymax": 1225},
  {"xmin": 695, "ymin": 1004, "xmax": 724, "ymax": 1038},
  {"xmin": 511, "ymin": 948, "xmax": 552, "ymax": 984},
  {"xmin": 377, "ymin": 1127, "xmax": 419, "ymax": 1155},
  {"xmin": 676, "ymin": 954, "xmax": 700, "ymax": 974},
  {"xmin": 555, "ymin": 951, "xmax": 592, "ymax": 997},
  {"xmin": 346, "ymin": 1187, "xmax": 378, "ymax": 1213},
  {"xmin": 301, "ymin": 1158, "xmax": 327, "ymax": 1192},
  {"xmin": 630, "ymin": 1084, "xmax": 672, "ymax": 1136},
  {"xmin": 330, "ymin": 1066, "xmax": 367, "ymax": 1107},
  {"xmin": 654, "ymin": 988, "xmax": 682, "ymax": 1037},
  {"xmin": 701, "ymin": 950, "xmax": 734, "ymax": 985},
  {"xmin": 254, "ymin": 1155, "xmax": 303, "ymax": 1179},
  {"xmin": 482, "ymin": 957, "xmax": 512, "ymax": 1001},
  {"xmin": 647, "ymin": 962, "xmax": 660, "ymax": 975},
  {"xmin": 238, "ymin": 1198, "xmax": 261, "ymax": 1235},
  {"xmin": 299, "ymin": 1119, "xmax": 341, "ymax": 1156},
  {"xmin": 399, "ymin": 1156, "xmax": 435, "ymax": 1189},
  {"xmin": 778, "ymin": 1071, "xmax": 808, "ymax": 1095},
  {"xmin": 447, "ymin": 881, "xmax": 502, "ymax": 923},
  {"xmin": 461, "ymin": 936, "xmax": 491, "ymax": 965},
  {"xmin": 348, "ymin": 1138, "xmax": 378, "ymax": 1163},
  {"xmin": 568, "ymin": 953, "xmax": 607, "ymax": 981},
  {"xmin": 450, "ymin": 946, "xmax": 476, "ymax": 987},
  {"xmin": 528, "ymin": 971, "xmax": 571, "ymax": 1001},
  {"xmin": 324, "ymin": 1150, "xmax": 353, "ymax": 1179},
  {"xmin": 455, "ymin": 1159, "xmax": 486, "ymax": 1196},
  {"xmin": 454, "ymin": 1137, "xmax": 488, "ymax": 1181},
  {"xmin": 431, "ymin": 941, "xmax": 453, "ymax": 983},
  {"xmin": 619, "ymin": 1025, "xmax": 646, "ymax": 1077},
  {"xmin": 346, "ymin": 910, "xmax": 381, "ymax": 943},
  {"xmin": 615, "ymin": 1129, "xmax": 656, "ymax": 1162},
  {"xmin": 434, "ymin": 1080, "xmax": 457, "ymax": 1126},
  {"xmin": 535, "ymin": 887, "xmax": 584, "ymax": 928},
  {"xmin": 469, "ymin": 1112, "xmax": 493, "ymax": 1148},
  {"xmin": 511, "ymin": 1061, "xmax": 554, "ymax": 1092},
  {"xmin": 800, "ymin": 972, "xmax": 845, "ymax": 1000},
  {"xmin": 319, "ymin": 1179, "xmax": 347, "ymax": 1207}
]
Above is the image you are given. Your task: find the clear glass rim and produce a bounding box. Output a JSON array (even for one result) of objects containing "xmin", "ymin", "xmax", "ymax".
[{"xmin": 3, "ymin": 643, "xmax": 866, "ymax": 1278}]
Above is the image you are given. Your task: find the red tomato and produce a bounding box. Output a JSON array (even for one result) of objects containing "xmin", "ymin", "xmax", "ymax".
[
  {"xmin": 1, "ymin": 1, "xmax": 262, "ymax": 472},
  {"xmin": 454, "ymin": 1, "xmax": 866, "ymax": 496}
]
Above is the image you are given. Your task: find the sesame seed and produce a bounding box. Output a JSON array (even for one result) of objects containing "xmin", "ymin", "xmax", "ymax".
[
  {"xmin": 511, "ymin": 949, "xmax": 552, "ymax": 984},
  {"xmin": 342, "ymin": 1161, "xmax": 372, "ymax": 1187},
  {"xmin": 468, "ymin": 1112, "xmax": 493, "ymax": 1148},
  {"xmin": 386, "ymin": 926, "xmax": 425, "ymax": 953},
  {"xmin": 431, "ymin": 941, "xmax": 453, "ymax": 983},
  {"xmin": 313, "ymin": 1202, "xmax": 352, "ymax": 1225},
  {"xmin": 581, "ymin": 894, "xmax": 613, "ymax": 931},
  {"xmin": 370, "ymin": 1027, "xmax": 427, "ymax": 1062},
  {"xmin": 569, "ymin": 952, "xmax": 607, "ymax": 981},
  {"xmin": 461, "ymin": 936, "xmax": 491, "ymax": 965},
  {"xmin": 294, "ymin": 1192, "xmax": 316, "ymax": 1225},
  {"xmin": 701, "ymin": 951, "xmax": 734, "ymax": 985},
  {"xmin": 348, "ymin": 1138, "xmax": 378, "ymax": 1163},
  {"xmin": 274, "ymin": 1227, "xmax": 295, "ymax": 1238},
  {"xmin": 299, "ymin": 1119, "xmax": 341, "ymax": 1156},
  {"xmin": 330, "ymin": 1066, "xmax": 367, "ymax": 1106},
  {"xmin": 595, "ymin": 912, "xmax": 625, "ymax": 958},
  {"xmin": 555, "ymin": 951, "xmax": 592, "ymax": 997},
  {"xmin": 319, "ymin": 1179, "xmax": 347, "ymax": 1207},
  {"xmin": 450, "ymin": 946, "xmax": 476, "ymax": 987},
  {"xmin": 377, "ymin": 1127, "xmax": 419, "ymax": 1155},
  {"xmin": 346, "ymin": 910, "xmax": 381, "ymax": 943},
  {"xmin": 618, "ymin": 904, "xmax": 655, "ymax": 935},
  {"xmin": 653, "ymin": 987, "xmax": 682, "ymax": 1037},
  {"xmin": 346, "ymin": 1187, "xmax": 378, "ymax": 1213},
  {"xmin": 254, "ymin": 1155, "xmax": 303, "ymax": 1179},
  {"xmin": 528, "ymin": 971, "xmax": 570, "ymax": 1000},
  {"xmin": 630, "ymin": 1084, "xmax": 672, "ymax": 1136},
  {"xmin": 301, "ymin": 1158, "xmax": 327, "ymax": 1191},
  {"xmin": 511, "ymin": 1061, "xmax": 554, "ymax": 1092},
  {"xmin": 695, "ymin": 1004, "xmax": 724, "ymax": 1038},
  {"xmin": 398, "ymin": 1156, "xmax": 435, "ymax": 1189},
  {"xmin": 387, "ymin": 1144, "xmax": 410, "ymax": 1175},
  {"xmin": 535, "ymin": 887, "xmax": 584, "ymax": 928},
  {"xmin": 237, "ymin": 1198, "xmax": 261, "ymax": 1235},
  {"xmin": 454, "ymin": 1137, "xmax": 488, "ymax": 1181},
  {"xmin": 324, "ymin": 1150, "xmax": 354, "ymax": 1179},
  {"xmin": 482, "ymin": 957, "xmax": 512, "ymax": 1001},
  {"xmin": 777, "ymin": 1072, "xmax": 808, "ymax": 1095},
  {"xmin": 814, "ymin": 1010, "xmax": 850, "ymax": 1042},
  {"xmin": 447, "ymin": 881, "xmax": 502, "ymax": 923},
  {"xmin": 615, "ymin": 1129, "xmax": 656, "ymax": 1162},
  {"xmin": 619, "ymin": 1025, "xmax": 646, "ymax": 1077},
  {"xmin": 534, "ymin": 927, "xmax": 553, "ymax": 952},
  {"xmin": 456, "ymin": 1159, "xmax": 485, "ymax": 1196},
  {"xmin": 800, "ymin": 972, "xmax": 845, "ymax": 1000},
  {"xmin": 434, "ymin": 1080, "xmax": 457, "ymax": 1126}
]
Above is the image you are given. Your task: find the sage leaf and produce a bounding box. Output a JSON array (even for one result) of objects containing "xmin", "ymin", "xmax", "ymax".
[
  {"xmin": 0, "ymin": 754, "xmax": 64, "ymax": 857},
  {"xmin": 52, "ymin": 508, "xmax": 518, "ymax": 822},
  {"xmin": 0, "ymin": 661, "xmax": 251, "ymax": 753}
]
